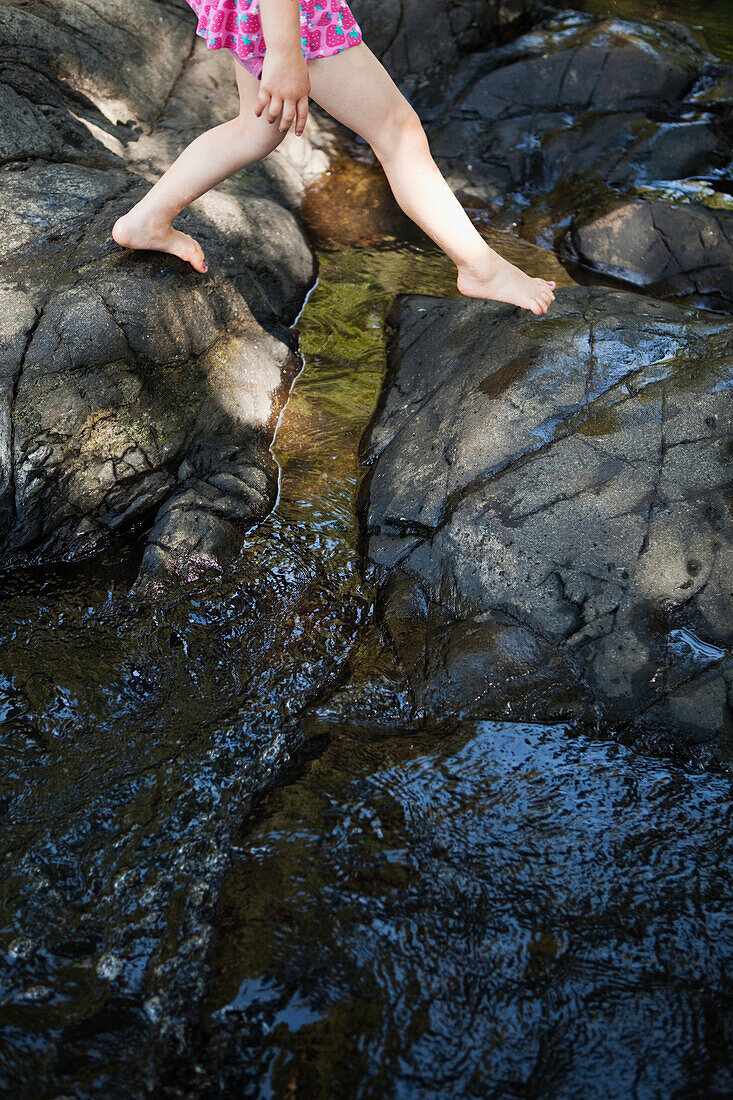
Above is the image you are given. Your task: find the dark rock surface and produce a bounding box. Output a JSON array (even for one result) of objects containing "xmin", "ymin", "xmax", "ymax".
[
  {"xmin": 418, "ymin": 10, "xmax": 733, "ymax": 309},
  {"xmin": 358, "ymin": 286, "xmax": 733, "ymax": 759},
  {"xmin": 562, "ymin": 200, "xmax": 733, "ymax": 312},
  {"xmin": 351, "ymin": 0, "xmax": 541, "ymax": 81},
  {"xmin": 0, "ymin": 0, "xmax": 329, "ymax": 583}
]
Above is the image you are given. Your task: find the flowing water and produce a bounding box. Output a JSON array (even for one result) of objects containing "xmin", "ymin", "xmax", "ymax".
[
  {"xmin": 201, "ymin": 721, "xmax": 733, "ymax": 1098},
  {"xmin": 1, "ymin": 1, "xmax": 732, "ymax": 1095}
]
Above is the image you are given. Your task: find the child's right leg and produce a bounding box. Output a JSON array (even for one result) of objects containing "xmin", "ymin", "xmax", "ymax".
[
  {"xmin": 112, "ymin": 60, "xmax": 287, "ymax": 273},
  {"xmin": 306, "ymin": 43, "xmax": 556, "ymax": 315}
]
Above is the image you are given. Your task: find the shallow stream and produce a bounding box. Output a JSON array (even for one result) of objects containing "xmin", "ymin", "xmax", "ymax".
[{"xmin": 1, "ymin": 1, "xmax": 732, "ymax": 1095}]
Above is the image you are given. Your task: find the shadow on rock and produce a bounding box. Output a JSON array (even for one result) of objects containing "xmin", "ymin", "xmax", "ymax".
[{"xmin": 351, "ymin": 286, "xmax": 732, "ymax": 762}]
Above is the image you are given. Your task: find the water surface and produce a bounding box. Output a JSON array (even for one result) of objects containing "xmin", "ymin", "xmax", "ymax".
[
  {"xmin": 202, "ymin": 720, "xmax": 733, "ymax": 1098},
  {"xmin": 1, "ymin": 1, "xmax": 732, "ymax": 1092}
]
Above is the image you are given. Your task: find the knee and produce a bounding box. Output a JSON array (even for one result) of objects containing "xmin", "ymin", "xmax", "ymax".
[
  {"xmin": 370, "ymin": 103, "xmax": 430, "ymax": 164},
  {"xmin": 233, "ymin": 112, "xmax": 286, "ymax": 151}
]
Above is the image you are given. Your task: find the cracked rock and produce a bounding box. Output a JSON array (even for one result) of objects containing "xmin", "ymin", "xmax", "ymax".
[
  {"xmin": 358, "ymin": 286, "xmax": 733, "ymax": 758},
  {"xmin": 562, "ymin": 199, "xmax": 733, "ymax": 312}
]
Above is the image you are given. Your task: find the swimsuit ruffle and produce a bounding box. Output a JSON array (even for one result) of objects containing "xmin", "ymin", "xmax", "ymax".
[{"xmin": 185, "ymin": 0, "xmax": 362, "ymax": 66}]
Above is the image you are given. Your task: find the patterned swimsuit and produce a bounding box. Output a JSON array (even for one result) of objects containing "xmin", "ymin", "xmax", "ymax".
[{"xmin": 184, "ymin": 0, "xmax": 363, "ymax": 80}]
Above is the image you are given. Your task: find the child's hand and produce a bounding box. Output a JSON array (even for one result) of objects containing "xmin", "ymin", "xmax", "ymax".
[{"xmin": 255, "ymin": 49, "xmax": 310, "ymax": 137}]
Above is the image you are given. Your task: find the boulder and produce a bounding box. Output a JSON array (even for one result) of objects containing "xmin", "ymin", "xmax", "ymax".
[
  {"xmin": 562, "ymin": 200, "xmax": 733, "ymax": 312},
  {"xmin": 358, "ymin": 286, "xmax": 733, "ymax": 758},
  {"xmin": 350, "ymin": 0, "xmax": 542, "ymax": 81},
  {"xmin": 0, "ymin": 0, "xmax": 331, "ymax": 582}
]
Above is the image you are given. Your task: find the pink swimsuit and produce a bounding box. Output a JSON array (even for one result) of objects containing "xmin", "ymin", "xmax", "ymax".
[{"xmin": 184, "ymin": 0, "xmax": 363, "ymax": 80}]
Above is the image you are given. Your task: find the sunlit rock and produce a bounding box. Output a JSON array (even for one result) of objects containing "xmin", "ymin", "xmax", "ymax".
[
  {"xmin": 0, "ymin": 0, "xmax": 315, "ymax": 577},
  {"xmin": 359, "ymin": 286, "xmax": 733, "ymax": 756}
]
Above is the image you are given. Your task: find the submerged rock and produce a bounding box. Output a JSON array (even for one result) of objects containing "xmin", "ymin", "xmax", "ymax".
[
  {"xmin": 0, "ymin": 545, "xmax": 356, "ymax": 1096},
  {"xmin": 419, "ymin": 10, "xmax": 733, "ymax": 309},
  {"xmin": 358, "ymin": 286, "xmax": 733, "ymax": 758},
  {"xmin": 201, "ymin": 723, "xmax": 733, "ymax": 1097}
]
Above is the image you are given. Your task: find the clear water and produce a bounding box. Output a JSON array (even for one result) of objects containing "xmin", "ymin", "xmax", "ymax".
[
  {"xmin": 203, "ymin": 720, "xmax": 733, "ymax": 1098},
  {"xmin": 1, "ymin": 1, "xmax": 732, "ymax": 1093}
]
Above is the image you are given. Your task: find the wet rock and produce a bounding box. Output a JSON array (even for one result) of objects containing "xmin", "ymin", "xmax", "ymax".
[
  {"xmin": 0, "ymin": 546, "xmax": 356, "ymax": 1096},
  {"xmin": 0, "ymin": 0, "xmax": 323, "ymax": 581},
  {"xmin": 358, "ymin": 286, "xmax": 733, "ymax": 758},
  {"xmin": 419, "ymin": 10, "xmax": 733, "ymax": 308},
  {"xmin": 351, "ymin": 0, "xmax": 542, "ymax": 81},
  {"xmin": 562, "ymin": 200, "xmax": 733, "ymax": 311}
]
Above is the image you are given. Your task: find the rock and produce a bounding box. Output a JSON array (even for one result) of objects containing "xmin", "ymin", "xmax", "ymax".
[
  {"xmin": 351, "ymin": 0, "xmax": 542, "ymax": 82},
  {"xmin": 418, "ymin": 10, "xmax": 733, "ymax": 308},
  {"xmin": 561, "ymin": 200, "xmax": 733, "ymax": 311},
  {"xmin": 358, "ymin": 286, "xmax": 733, "ymax": 757},
  {"xmin": 0, "ymin": 0, "xmax": 326, "ymax": 581}
]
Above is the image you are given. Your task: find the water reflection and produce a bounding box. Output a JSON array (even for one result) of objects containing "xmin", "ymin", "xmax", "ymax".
[{"xmin": 204, "ymin": 720, "xmax": 733, "ymax": 1098}]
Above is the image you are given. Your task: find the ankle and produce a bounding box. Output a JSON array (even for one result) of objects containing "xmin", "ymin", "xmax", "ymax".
[
  {"xmin": 458, "ymin": 246, "xmax": 501, "ymax": 280},
  {"xmin": 123, "ymin": 201, "xmax": 172, "ymax": 231}
]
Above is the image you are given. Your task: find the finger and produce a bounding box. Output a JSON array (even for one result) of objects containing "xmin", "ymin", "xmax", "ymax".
[
  {"xmin": 295, "ymin": 97, "xmax": 309, "ymax": 136},
  {"xmin": 266, "ymin": 94, "xmax": 283, "ymax": 125},
  {"xmin": 279, "ymin": 102, "xmax": 296, "ymax": 133},
  {"xmin": 254, "ymin": 88, "xmax": 270, "ymax": 118}
]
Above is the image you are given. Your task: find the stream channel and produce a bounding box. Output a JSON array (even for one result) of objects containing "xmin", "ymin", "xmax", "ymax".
[{"xmin": 1, "ymin": 1, "xmax": 732, "ymax": 1096}]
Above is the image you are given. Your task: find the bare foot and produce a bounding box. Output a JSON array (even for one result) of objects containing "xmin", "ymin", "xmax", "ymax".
[
  {"xmin": 457, "ymin": 249, "xmax": 556, "ymax": 315},
  {"xmin": 111, "ymin": 205, "xmax": 208, "ymax": 274}
]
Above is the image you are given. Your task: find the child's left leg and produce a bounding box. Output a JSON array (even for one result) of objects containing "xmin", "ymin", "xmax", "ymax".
[{"xmin": 306, "ymin": 43, "xmax": 555, "ymax": 315}]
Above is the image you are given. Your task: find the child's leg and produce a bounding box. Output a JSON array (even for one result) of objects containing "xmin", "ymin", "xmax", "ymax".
[
  {"xmin": 112, "ymin": 59, "xmax": 287, "ymax": 273},
  {"xmin": 307, "ymin": 44, "xmax": 555, "ymax": 315}
]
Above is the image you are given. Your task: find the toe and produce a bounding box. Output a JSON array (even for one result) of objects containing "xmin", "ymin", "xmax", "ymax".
[{"xmin": 191, "ymin": 249, "xmax": 207, "ymax": 273}]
